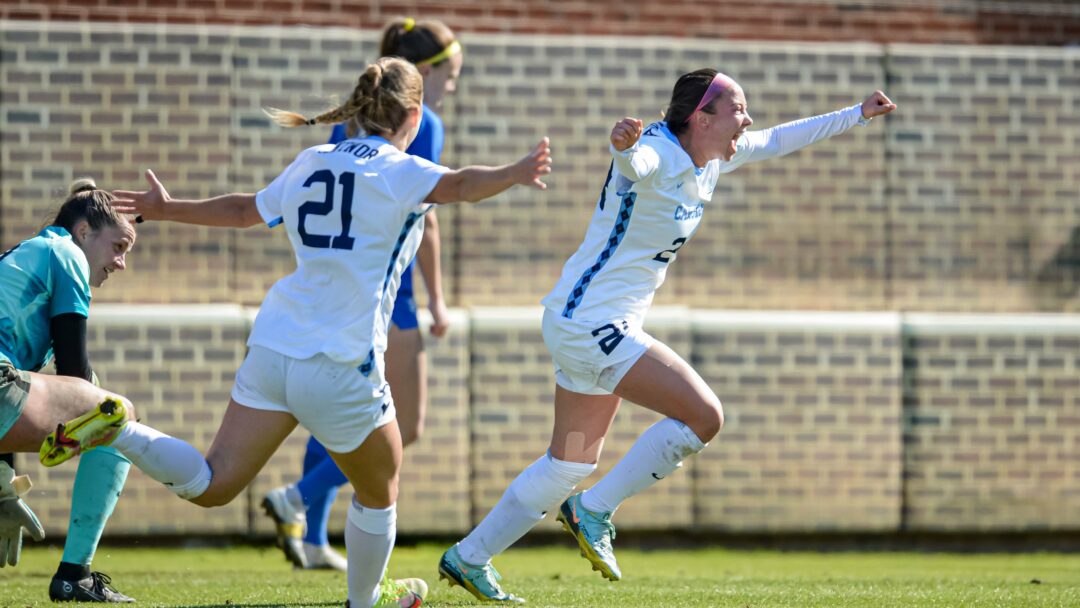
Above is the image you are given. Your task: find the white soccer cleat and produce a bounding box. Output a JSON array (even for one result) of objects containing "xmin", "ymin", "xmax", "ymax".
[
  {"xmin": 374, "ymin": 575, "xmax": 428, "ymax": 607},
  {"xmin": 261, "ymin": 486, "xmax": 307, "ymax": 568},
  {"xmin": 302, "ymin": 542, "xmax": 348, "ymax": 571}
]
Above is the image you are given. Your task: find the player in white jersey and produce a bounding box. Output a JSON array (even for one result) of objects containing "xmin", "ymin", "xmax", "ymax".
[
  {"xmin": 439, "ymin": 69, "xmax": 896, "ymax": 603},
  {"xmin": 47, "ymin": 57, "xmax": 552, "ymax": 608},
  {"xmin": 261, "ymin": 18, "xmax": 464, "ymax": 572}
]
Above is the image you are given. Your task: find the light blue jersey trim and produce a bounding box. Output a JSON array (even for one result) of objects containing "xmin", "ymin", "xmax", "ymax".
[
  {"xmin": 655, "ymin": 120, "xmax": 681, "ymax": 147},
  {"xmin": 651, "ymin": 121, "xmax": 704, "ymax": 176},
  {"xmin": 382, "ymin": 211, "xmax": 425, "ymax": 293},
  {"xmin": 561, "ymin": 191, "xmax": 637, "ymax": 319},
  {"xmin": 356, "ymin": 209, "xmax": 425, "ymax": 377},
  {"xmin": 267, "ymin": 216, "xmax": 283, "ymax": 228}
]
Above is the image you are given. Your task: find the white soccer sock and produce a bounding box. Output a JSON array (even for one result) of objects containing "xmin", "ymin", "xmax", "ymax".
[
  {"xmin": 110, "ymin": 421, "xmax": 211, "ymax": 500},
  {"xmin": 581, "ymin": 418, "xmax": 706, "ymax": 514},
  {"xmin": 458, "ymin": 452, "xmax": 596, "ymax": 565},
  {"xmin": 345, "ymin": 499, "xmax": 396, "ymax": 608}
]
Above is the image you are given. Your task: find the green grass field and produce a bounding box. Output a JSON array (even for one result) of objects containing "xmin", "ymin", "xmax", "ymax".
[{"xmin": 3, "ymin": 544, "xmax": 1078, "ymax": 607}]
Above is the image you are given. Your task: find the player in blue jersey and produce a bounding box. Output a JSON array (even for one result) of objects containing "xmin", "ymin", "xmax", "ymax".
[
  {"xmin": 54, "ymin": 56, "xmax": 550, "ymax": 608},
  {"xmin": 0, "ymin": 178, "xmax": 138, "ymax": 602},
  {"xmin": 439, "ymin": 70, "xmax": 896, "ymax": 603},
  {"xmin": 261, "ymin": 16, "xmax": 462, "ymax": 571}
]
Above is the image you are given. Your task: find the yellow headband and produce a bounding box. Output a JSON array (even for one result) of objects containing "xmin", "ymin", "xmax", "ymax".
[
  {"xmin": 402, "ymin": 17, "xmax": 415, "ymax": 32},
  {"xmin": 416, "ymin": 40, "xmax": 461, "ymax": 67}
]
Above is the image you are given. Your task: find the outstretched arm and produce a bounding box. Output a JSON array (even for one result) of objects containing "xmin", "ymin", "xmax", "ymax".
[
  {"xmin": 427, "ymin": 138, "xmax": 552, "ymax": 204},
  {"xmin": 112, "ymin": 170, "xmax": 262, "ymax": 228},
  {"xmin": 724, "ymin": 90, "xmax": 897, "ymax": 171},
  {"xmin": 416, "ymin": 212, "xmax": 450, "ymax": 337}
]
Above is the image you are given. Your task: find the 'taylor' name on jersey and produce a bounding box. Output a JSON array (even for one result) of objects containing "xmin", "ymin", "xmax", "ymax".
[{"xmin": 324, "ymin": 140, "xmax": 381, "ymax": 160}]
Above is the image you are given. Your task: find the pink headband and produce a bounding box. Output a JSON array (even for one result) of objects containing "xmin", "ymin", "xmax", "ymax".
[{"xmin": 685, "ymin": 72, "xmax": 737, "ymax": 123}]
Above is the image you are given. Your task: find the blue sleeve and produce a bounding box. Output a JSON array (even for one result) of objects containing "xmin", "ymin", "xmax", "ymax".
[
  {"xmin": 329, "ymin": 124, "xmax": 347, "ymax": 145},
  {"xmin": 406, "ymin": 106, "xmax": 444, "ymax": 163},
  {"xmin": 49, "ymin": 244, "xmax": 90, "ymax": 319}
]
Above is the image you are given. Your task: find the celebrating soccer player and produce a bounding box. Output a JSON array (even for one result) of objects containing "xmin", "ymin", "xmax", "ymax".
[{"xmin": 439, "ymin": 69, "xmax": 896, "ymax": 603}]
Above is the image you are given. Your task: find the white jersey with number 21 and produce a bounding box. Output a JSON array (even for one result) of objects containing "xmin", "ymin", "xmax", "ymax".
[{"xmin": 249, "ymin": 135, "xmax": 450, "ymax": 372}]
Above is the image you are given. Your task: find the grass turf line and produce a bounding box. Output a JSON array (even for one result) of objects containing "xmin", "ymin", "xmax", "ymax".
[{"xmin": 2, "ymin": 544, "xmax": 1078, "ymax": 607}]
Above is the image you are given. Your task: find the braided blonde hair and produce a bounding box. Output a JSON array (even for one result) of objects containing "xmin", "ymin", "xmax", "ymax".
[{"xmin": 265, "ymin": 57, "xmax": 423, "ymax": 139}]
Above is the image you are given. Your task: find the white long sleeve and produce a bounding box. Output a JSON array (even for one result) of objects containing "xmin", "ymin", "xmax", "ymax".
[
  {"xmin": 609, "ymin": 142, "xmax": 661, "ymax": 182},
  {"xmin": 718, "ymin": 104, "xmax": 866, "ymax": 173}
]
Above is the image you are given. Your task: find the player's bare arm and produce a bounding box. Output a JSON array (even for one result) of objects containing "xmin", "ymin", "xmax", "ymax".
[{"xmin": 111, "ymin": 169, "xmax": 261, "ymax": 228}]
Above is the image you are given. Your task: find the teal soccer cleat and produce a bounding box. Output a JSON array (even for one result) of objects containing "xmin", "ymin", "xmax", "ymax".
[
  {"xmin": 556, "ymin": 493, "xmax": 621, "ymax": 581},
  {"xmin": 438, "ymin": 544, "xmax": 525, "ymax": 603}
]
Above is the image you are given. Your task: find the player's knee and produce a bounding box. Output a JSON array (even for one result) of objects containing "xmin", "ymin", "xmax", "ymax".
[
  {"xmin": 189, "ymin": 478, "xmax": 242, "ymax": 508},
  {"xmin": 189, "ymin": 486, "xmax": 238, "ymax": 508},
  {"xmin": 114, "ymin": 395, "xmax": 138, "ymax": 423},
  {"xmin": 354, "ymin": 478, "xmax": 398, "ymax": 509},
  {"xmin": 694, "ymin": 397, "xmax": 724, "ymax": 443},
  {"xmin": 88, "ymin": 382, "xmax": 137, "ymax": 421}
]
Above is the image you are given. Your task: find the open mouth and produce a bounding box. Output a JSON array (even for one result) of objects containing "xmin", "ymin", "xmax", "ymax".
[{"xmin": 725, "ymin": 130, "xmax": 744, "ymax": 159}]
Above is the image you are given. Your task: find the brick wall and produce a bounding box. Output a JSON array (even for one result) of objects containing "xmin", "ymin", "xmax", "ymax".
[
  {"xmin": 691, "ymin": 311, "xmax": 902, "ymax": 531},
  {"xmin": 3, "ymin": 21, "xmax": 1078, "ymax": 313},
  {"xmin": 14, "ymin": 306, "xmax": 1080, "ymax": 537},
  {"xmin": 885, "ymin": 44, "xmax": 1080, "ymax": 313},
  {"xmin": 4, "ymin": 1, "xmax": 1080, "ymax": 46},
  {"xmin": 902, "ymin": 315, "xmax": 1080, "ymax": 531}
]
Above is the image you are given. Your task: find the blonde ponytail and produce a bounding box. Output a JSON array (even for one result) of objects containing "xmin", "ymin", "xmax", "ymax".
[{"xmin": 262, "ymin": 57, "xmax": 422, "ymax": 139}]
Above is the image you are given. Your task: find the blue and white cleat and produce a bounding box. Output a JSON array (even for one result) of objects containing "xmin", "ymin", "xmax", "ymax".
[
  {"xmin": 438, "ymin": 544, "xmax": 525, "ymax": 603},
  {"xmin": 556, "ymin": 493, "xmax": 621, "ymax": 581}
]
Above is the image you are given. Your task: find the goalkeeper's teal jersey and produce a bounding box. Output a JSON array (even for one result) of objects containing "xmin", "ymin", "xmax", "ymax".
[{"xmin": 0, "ymin": 226, "xmax": 91, "ymax": 372}]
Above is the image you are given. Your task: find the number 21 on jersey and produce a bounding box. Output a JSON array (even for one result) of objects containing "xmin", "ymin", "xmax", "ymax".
[{"xmin": 298, "ymin": 169, "xmax": 356, "ymax": 250}]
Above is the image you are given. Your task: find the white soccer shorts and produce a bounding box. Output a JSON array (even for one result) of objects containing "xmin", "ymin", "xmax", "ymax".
[
  {"xmin": 541, "ymin": 308, "xmax": 654, "ymax": 396},
  {"xmin": 231, "ymin": 345, "xmax": 396, "ymax": 453}
]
